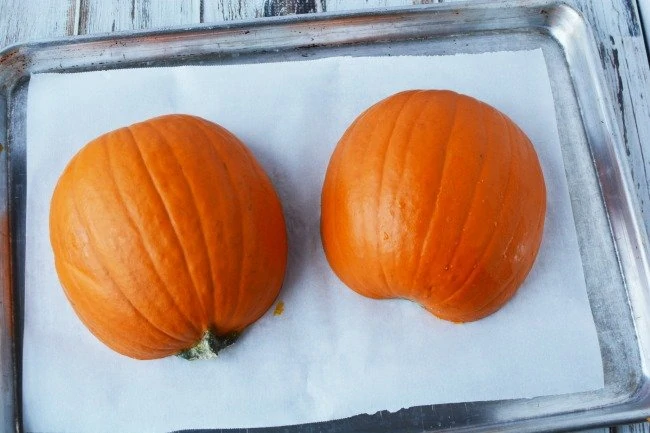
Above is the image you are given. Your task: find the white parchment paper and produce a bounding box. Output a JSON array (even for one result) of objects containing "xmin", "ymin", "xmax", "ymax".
[{"xmin": 24, "ymin": 50, "xmax": 604, "ymax": 432}]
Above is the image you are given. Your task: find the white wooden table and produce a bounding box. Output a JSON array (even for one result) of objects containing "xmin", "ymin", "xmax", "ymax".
[{"xmin": 1, "ymin": 0, "xmax": 649, "ymax": 432}]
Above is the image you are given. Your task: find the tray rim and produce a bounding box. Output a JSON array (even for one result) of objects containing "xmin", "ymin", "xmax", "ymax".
[
  {"xmin": 2, "ymin": 1, "xmax": 650, "ymax": 432},
  {"xmin": 0, "ymin": 0, "xmax": 599, "ymax": 55}
]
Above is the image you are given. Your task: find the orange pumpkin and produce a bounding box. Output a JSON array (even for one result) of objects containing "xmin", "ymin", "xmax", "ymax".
[
  {"xmin": 50, "ymin": 114, "xmax": 287, "ymax": 360},
  {"xmin": 321, "ymin": 90, "xmax": 546, "ymax": 322}
]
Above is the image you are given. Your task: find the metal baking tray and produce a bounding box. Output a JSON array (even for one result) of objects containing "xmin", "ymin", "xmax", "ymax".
[{"xmin": 1, "ymin": 0, "xmax": 649, "ymax": 431}]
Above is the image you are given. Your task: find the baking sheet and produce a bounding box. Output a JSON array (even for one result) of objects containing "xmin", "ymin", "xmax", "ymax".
[{"xmin": 23, "ymin": 50, "xmax": 603, "ymax": 432}]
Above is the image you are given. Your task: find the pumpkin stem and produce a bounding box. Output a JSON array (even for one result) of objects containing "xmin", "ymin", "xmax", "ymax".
[{"xmin": 176, "ymin": 329, "xmax": 239, "ymax": 361}]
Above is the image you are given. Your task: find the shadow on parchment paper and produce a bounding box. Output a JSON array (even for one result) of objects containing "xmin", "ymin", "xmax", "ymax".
[{"xmin": 247, "ymin": 144, "xmax": 327, "ymax": 304}]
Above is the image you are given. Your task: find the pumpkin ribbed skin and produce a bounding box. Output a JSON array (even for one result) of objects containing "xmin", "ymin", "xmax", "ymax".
[
  {"xmin": 321, "ymin": 90, "xmax": 546, "ymax": 322},
  {"xmin": 50, "ymin": 114, "xmax": 287, "ymax": 359}
]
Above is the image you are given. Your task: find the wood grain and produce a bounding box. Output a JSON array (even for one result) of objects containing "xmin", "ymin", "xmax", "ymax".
[
  {"xmin": 642, "ymin": 0, "xmax": 650, "ymax": 55},
  {"xmin": 580, "ymin": 0, "xmax": 650, "ymax": 236},
  {"xmin": 0, "ymin": 0, "xmax": 648, "ymax": 432},
  {"xmin": 78, "ymin": 0, "xmax": 199, "ymax": 34},
  {"xmin": 619, "ymin": 423, "xmax": 650, "ymax": 433},
  {"xmin": 325, "ymin": 0, "xmax": 425, "ymax": 11},
  {"xmin": 0, "ymin": 0, "xmax": 75, "ymax": 47},
  {"xmin": 201, "ymin": 0, "xmax": 266, "ymax": 21},
  {"xmin": 201, "ymin": 0, "xmax": 327, "ymax": 21}
]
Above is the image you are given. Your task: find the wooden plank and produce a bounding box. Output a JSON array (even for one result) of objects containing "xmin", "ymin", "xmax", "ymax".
[
  {"xmin": 640, "ymin": 0, "xmax": 649, "ymax": 58},
  {"xmin": 0, "ymin": 0, "xmax": 76, "ymax": 48},
  {"xmin": 578, "ymin": 0, "xmax": 650, "ymax": 239},
  {"xmin": 200, "ymin": 0, "xmax": 433, "ymax": 21},
  {"xmin": 617, "ymin": 423, "xmax": 650, "ymax": 433},
  {"xmin": 77, "ymin": 0, "xmax": 200, "ymax": 34},
  {"xmin": 199, "ymin": 0, "xmax": 430, "ymax": 23},
  {"xmin": 202, "ymin": 0, "xmax": 266, "ymax": 21},
  {"xmin": 325, "ymin": 0, "xmax": 431, "ymax": 12},
  {"xmin": 201, "ymin": 0, "xmax": 326, "ymax": 21}
]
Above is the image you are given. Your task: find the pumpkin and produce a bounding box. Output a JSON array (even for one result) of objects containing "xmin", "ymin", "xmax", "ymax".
[
  {"xmin": 49, "ymin": 114, "xmax": 288, "ymax": 360},
  {"xmin": 321, "ymin": 90, "xmax": 546, "ymax": 322}
]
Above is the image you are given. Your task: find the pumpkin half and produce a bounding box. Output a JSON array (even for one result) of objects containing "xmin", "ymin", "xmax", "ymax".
[
  {"xmin": 50, "ymin": 114, "xmax": 287, "ymax": 360},
  {"xmin": 321, "ymin": 90, "xmax": 546, "ymax": 322}
]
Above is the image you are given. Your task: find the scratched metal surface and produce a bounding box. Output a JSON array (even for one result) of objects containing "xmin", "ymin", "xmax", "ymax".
[{"xmin": 0, "ymin": 2, "xmax": 649, "ymax": 433}]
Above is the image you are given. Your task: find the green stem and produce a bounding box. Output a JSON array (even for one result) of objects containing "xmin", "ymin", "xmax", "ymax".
[{"xmin": 176, "ymin": 329, "xmax": 239, "ymax": 361}]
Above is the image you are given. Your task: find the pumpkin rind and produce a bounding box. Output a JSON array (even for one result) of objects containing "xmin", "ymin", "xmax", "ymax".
[
  {"xmin": 321, "ymin": 90, "xmax": 546, "ymax": 322},
  {"xmin": 50, "ymin": 114, "xmax": 288, "ymax": 360}
]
